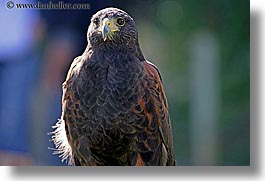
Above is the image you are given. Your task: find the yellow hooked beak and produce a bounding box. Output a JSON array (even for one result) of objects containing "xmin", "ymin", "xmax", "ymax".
[{"xmin": 101, "ymin": 18, "xmax": 119, "ymax": 41}]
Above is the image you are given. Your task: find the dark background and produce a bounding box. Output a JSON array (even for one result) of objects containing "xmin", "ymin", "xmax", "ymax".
[{"xmin": 0, "ymin": 0, "xmax": 249, "ymax": 166}]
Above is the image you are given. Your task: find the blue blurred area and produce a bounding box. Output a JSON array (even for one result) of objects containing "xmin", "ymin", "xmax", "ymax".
[
  {"xmin": 0, "ymin": 0, "xmax": 249, "ymax": 165},
  {"xmin": 0, "ymin": 0, "xmax": 40, "ymax": 165}
]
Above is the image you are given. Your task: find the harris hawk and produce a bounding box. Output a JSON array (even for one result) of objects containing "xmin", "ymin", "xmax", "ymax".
[{"xmin": 51, "ymin": 7, "xmax": 175, "ymax": 166}]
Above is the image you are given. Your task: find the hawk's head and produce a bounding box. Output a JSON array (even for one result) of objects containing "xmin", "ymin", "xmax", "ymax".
[{"xmin": 87, "ymin": 7, "xmax": 138, "ymax": 48}]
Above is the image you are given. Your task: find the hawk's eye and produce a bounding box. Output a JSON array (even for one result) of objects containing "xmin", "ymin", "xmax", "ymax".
[
  {"xmin": 116, "ymin": 18, "xmax": 125, "ymax": 26},
  {"xmin": 93, "ymin": 18, "xmax": 100, "ymax": 26}
]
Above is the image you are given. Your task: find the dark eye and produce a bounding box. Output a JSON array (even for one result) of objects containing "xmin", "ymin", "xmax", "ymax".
[
  {"xmin": 116, "ymin": 18, "xmax": 125, "ymax": 26},
  {"xmin": 93, "ymin": 18, "xmax": 100, "ymax": 26}
]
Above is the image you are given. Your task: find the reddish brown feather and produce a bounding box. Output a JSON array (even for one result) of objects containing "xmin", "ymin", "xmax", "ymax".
[
  {"xmin": 136, "ymin": 153, "xmax": 144, "ymax": 166},
  {"xmin": 136, "ymin": 61, "xmax": 175, "ymax": 165}
]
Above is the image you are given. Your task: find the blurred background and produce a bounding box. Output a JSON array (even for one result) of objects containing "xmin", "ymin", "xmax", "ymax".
[{"xmin": 0, "ymin": 0, "xmax": 249, "ymax": 166}]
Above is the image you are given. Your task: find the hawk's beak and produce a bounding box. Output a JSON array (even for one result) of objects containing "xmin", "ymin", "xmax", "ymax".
[{"xmin": 101, "ymin": 18, "xmax": 119, "ymax": 41}]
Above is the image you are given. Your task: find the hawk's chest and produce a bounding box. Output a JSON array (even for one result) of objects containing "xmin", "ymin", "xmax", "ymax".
[{"xmin": 71, "ymin": 56, "xmax": 143, "ymax": 134}]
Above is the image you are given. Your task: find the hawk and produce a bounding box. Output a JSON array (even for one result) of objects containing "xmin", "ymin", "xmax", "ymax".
[{"xmin": 51, "ymin": 7, "xmax": 175, "ymax": 166}]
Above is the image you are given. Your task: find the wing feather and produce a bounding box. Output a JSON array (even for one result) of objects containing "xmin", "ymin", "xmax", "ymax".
[
  {"xmin": 133, "ymin": 60, "xmax": 175, "ymax": 165},
  {"xmin": 51, "ymin": 56, "xmax": 83, "ymax": 166}
]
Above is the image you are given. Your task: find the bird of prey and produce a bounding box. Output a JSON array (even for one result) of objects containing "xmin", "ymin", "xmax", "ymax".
[{"xmin": 51, "ymin": 7, "xmax": 175, "ymax": 166}]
